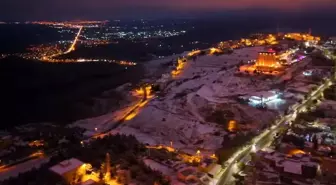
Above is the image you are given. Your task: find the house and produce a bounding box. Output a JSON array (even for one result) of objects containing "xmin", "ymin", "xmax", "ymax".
[
  {"xmin": 49, "ymin": 158, "xmax": 84, "ymax": 183},
  {"xmin": 177, "ymin": 167, "xmax": 199, "ymax": 183}
]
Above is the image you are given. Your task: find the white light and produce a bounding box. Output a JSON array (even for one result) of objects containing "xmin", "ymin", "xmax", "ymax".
[{"xmin": 252, "ymin": 144, "xmax": 256, "ymax": 152}]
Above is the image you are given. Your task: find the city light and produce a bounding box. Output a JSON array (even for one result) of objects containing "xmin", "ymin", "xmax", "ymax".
[{"xmin": 252, "ymin": 144, "xmax": 256, "ymax": 152}]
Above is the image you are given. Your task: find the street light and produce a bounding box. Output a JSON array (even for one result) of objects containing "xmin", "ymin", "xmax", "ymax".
[{"xmin": 252, "ymin": 144, "xmax": 256, "ymax": 152}]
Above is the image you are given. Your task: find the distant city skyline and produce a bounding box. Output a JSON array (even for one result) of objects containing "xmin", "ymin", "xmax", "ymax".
[{"xmin": 1, "ymin": 0, "xmax": 336, "ymax": 20}]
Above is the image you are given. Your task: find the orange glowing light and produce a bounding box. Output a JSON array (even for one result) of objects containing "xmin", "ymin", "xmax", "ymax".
[
  {"xmin": 28, "ymin": 140, "xmax": 44, "ymax": 147},
  {"xmin": 125, "ymin": 111, "xmax": 138, "ymax": 121},
  {"xmin": 65, "ymin": 26, "xmax": 83, "ymax": 54},
  {"xmin": 171, "ymin": 59, "xmax": 186, "ymax": 78},
  {"xmin": 228, "ymin": 120, "xmax": 237, "ymax": 132},
  {"xmin": 288, "ymin": 149, "xmax": 306, "ymax": 156},
  {"xmin": 139, "ymin": 100, "xmax": 149, "ymax": 108},
  {"xmin": 188, "ymin": 50, "xmax": 201, "ymax": 57},
  {"xmin": 209, "ymin": 47, "xmax": 222, "ymax": 54}
]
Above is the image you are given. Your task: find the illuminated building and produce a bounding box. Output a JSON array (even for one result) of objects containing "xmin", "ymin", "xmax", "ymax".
[
  {"xmin": 28, "ymin": 140, "xmax": 44, "ymax": 147},
  {"xmin": 209, "ymin": 47, "xmax": 222, "ymax": 55},
  {"xmin": 187, "ymin": 50, "xmax": 201, "ymax": 57},
  {"xmin": 171, "ymin": 58, "xmax": 186, "ymax": 78},
  {"xmin": 248, "ymin": 91, "xmax": 280, "ymax": 104},
  {"xmin": 239, "ymin": 51, "xmax": 282, "ymax": 74},
  {"xmin": 228, "ymin": 120, "xmax": 237, "ymax": 132},
  {"xmin": 49, "ymin": 158, "xmax": 84, "ymax": 183},
  {"xmin": 284, "ymin": 33, "xmax": 320, "ymax": 42},
  {"xmin": 288, "ymin": 149, "xmax": 306, "ymax": 156},
  {"xmin": 256, "ymin": 51, "xmax": 278, "ymax": 67},
  {"xmin": 303, "ymin": 70, "xmax": 313, "ymax": 76},
  {"xmin": 265, "ymin": 34, "xmax": 278, "ymax": 45},
  {"xmin": 240, "ymin": 39, "xmax": 252, "ymax": 46},
  {"xmin": 116, "ymin": 170, "xmax": 131, "ymax": 184}
]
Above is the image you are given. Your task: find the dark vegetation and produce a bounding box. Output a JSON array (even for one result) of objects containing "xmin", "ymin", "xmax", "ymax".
[
  {"xmin": 0, "ymin": 124, "xmax": 84, "ymax": 165},
  {"xmin": 217, "ymin": 132, "xmax": 255, "ymax": 164},
  {"xmin": 324, "ymin": 85, "xmax": 336, "ymax": 100},
  {"xmin": 0, "ymin": 24, "xmax": 65, "ymax": 53},
  {"xmin": 311, "ymin": 52, "xmax": 334, "ymax": 66},
  {"xmin": 59, "ymin": 134, "xmax": 170, "ymax": 185},
  {"xmin": 282, "ymin": 134, "xmax": 305, "ymax": 148},
  {"xmin": 0, "ymin": 57, "xmax": 144, "ymax": 129},
  {"xmin": 1, "ymin": 164, "xmax": 69, "ymax": 185},
  {"xmin": 1, "ymin": 134, "xmax": 169, "ymax": 185},
  {"xmin": 205, "ymin": 109, "xmax": 235, "ymax": 128}
]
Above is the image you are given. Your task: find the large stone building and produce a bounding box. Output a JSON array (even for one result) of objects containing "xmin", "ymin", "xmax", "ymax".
[
  {"xmin": 239, "ymin": 50, "xmax": 282, "ymax": 74},
  {"xmin": 49, "ymin": 158, "xmax": 84, "ymax": 183},
  {"xmin": 256, "ymin": 51, "xmax": 277, "ymax": 67}
]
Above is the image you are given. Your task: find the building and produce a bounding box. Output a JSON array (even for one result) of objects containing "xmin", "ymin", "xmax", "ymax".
[
  {"xmin": 239, "ymin": 51, "xmax": 282, "ymax": 74},
  {"xmin": 81, "ymin": 179, "xmax": 98, "ymax": 185},
  {"xmin": 116, "ymin": 169, "xmax": 131, "ymax": 184},
  {"xmin": 248, "ymin": 90, "xmax": 281, "ymax": 104},
  {"xmin": 284, "ymin": 33, "xmax": 320, "ymax": 42},
  {"xmin": 177, "ymin": 167, "xmax": 199, "ymax": 183},
  {"xmin": 207, "ymin": 164, "xmax": 221, "ymax": 178},
  {"xmin": 257, "ymin": 149, "xmax": 319, "ymax": 179},
  {"xmin": 49, "ymin": 158, "xmax": 84, "ymax": 183},
  {"xmin": 256, "ymin": 51, "xmax": 278, "ymax": 67}
]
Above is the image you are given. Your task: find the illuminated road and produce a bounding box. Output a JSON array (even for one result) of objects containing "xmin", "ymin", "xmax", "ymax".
[
  {"xmin": 216, "ymin": 80, "xmax": 332, "ymax": 185},
  {"xmin": 91, "ymin": 86, "xmax": 152, "ymax": 139},
  {"xmin": 64, "ymin": 26, "xmax": 83, "ymax": 54},
  {"xmin": 216, "ymin": 48, "xmax": 335, "ymax": 185},
  {"xmin": 43, "ymin": 26, "xmax": 83, "ymax": 60},
  {"xmin": 0, "ymin": 151, "xmax": 47, "ymax": 181}
]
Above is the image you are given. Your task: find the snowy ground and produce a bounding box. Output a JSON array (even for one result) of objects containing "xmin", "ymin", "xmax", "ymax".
[
  {"xmin": 319, "ymin": 100, "xmax": 336, "ymax": 110},
  {"xmin": 119, "ymin": 99, "xmax": 224, "ymax": 151},
  {"xmin": 72, "ymin": 98, "xmax": 141, "ymax": 137},
  {"xmin": 143, "ymin": 158, "xmax": 174, "ymax": 175},
  {"xmin": 0, "ymin": 156, "xmax": 50, "ymax": 181},
  {"xmin": 71, "ymin": 46, "xmax": 318, "ymax": 153},
  {"xmin": 118, "ymin": 47, "xmax": 281, "ymax": 153}
]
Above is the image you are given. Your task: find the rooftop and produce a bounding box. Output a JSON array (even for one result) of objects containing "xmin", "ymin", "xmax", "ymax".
[
  {"xmin": 49, "ymin": 158, "xmax": 84, "ymax": 175},
  {"xmin": 81, "ymin": 179, "xmax": 97, "ymax": 185},
  {"xmin": 283, "ymin": 160, "xmax": 302, "ymax": 175}
]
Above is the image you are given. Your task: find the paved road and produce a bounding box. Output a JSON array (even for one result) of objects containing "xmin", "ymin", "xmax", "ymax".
[
  {"xmin": 216, "ymin": 53, "xmax": 335, "ymax": 185},
  {"xmin": 90, "ymin": 87, "xmax": 150, "ymax": 139}
]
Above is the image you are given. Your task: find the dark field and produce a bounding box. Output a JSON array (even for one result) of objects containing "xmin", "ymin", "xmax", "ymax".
[{"xmin": 0, "ymin": 57, "xmax": 144, "ymax": 129}]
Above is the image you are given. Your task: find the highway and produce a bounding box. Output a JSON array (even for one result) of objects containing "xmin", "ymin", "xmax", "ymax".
[
  {"xmin": 64, "ymin": 26, "xmax": 83, "ymax": 54},
  {"xmin": 216, "ymin": 48, "xmax": 335, "ymax": 185},
  {"xmin": 43, "ymin": 26, "xmax": 83, "ymax": 60}
]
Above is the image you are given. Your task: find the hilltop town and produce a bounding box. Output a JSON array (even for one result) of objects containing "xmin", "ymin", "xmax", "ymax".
[{"xmin": 1, "ymin": 32, "xmax": 336, "ymax": 185}]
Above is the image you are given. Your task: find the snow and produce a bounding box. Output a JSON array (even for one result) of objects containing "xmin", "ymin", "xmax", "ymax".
[
  {"xmin": 288, "ymin": 82, "xmax": 316, "ymax": 94},
  {"xmin": 74, "ymin": 46, "xmax": 289, "ymax": 152},
  {"xmin": 117, "ymin": 47, "xmax": 280, "ymax": 150},
  {"xmin": 119, "ymin": 101, "xmax": 223, "ymax": 150},
  {"xmin": 143, "ymin": 159, "xmax": 174, "ymax": 175},
  {"xmin": 0, "ymin": 156, "xmax": 50, "ymax": 181},
  {"xmin": 49, "ymin": 158, "xmax": 84, "ymax": 175},
  {"xmin": 119, "ymin": 126, "xmax": 158, "ymax": 145},
  {"xmin": 319, "ymin": 100, "xmax": 336, "ymax": 110},
  {"xmin": 186, "ymin": 93, "xmax": 206, "ymax": 122},
  {"xmin": 72, "ymin": 98, "xmax": 141, "ymax": 133},
  {"xmin": 283, "ymin": 160, "xmax": 302, "ymax": 175}
]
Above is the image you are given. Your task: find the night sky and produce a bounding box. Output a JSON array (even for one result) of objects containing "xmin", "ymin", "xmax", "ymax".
[{"xmin": 1, "ymin": 0, "xmax": 336, "ymax": 20}]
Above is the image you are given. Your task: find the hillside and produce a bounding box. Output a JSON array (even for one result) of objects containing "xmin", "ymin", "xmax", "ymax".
[{"xmin": 0, "ymin": 57, "xmax": 144, "ymax": 129}]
